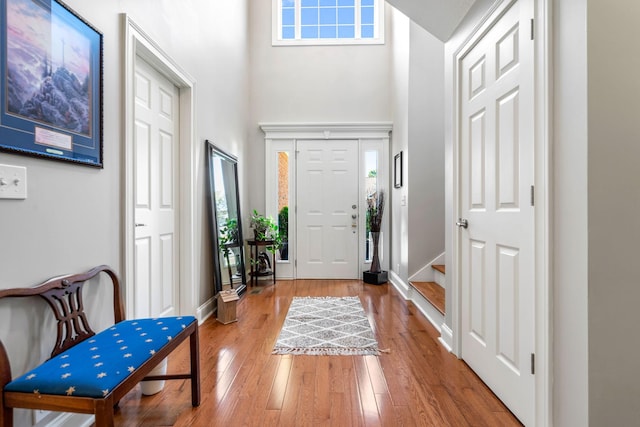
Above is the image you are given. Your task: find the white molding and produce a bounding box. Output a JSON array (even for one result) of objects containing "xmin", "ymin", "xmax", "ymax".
[
  {"xmin": 34, "ymin": 412, "xmax": 93, "ymax": 427},
  {"xmin": 410, "ymin": 290, "xmax": 443, "ymax": 334},
  {"xmin": 261, "ymin": 123, "xmax": 392, "ymax": 279},
  {"xmin": 122, "ymin": 15, "xmax": 198, "ymax": 319},
  {"xmin": 408, "ymin": 252, "xmax": 445, "ymax": 282},
  {"xmin": 439, "ymin": 323, "xmax": 453, "ymax": 353},
  {"xmin": 260, "ymin": 122, "xmax": 393, "ymax": 140},
  {"xmin": 196, "ymin": 297, "xmax": 215, "ymax": 325},
  {"xmin": 534, "ymin": 0, "xmax": 552, "ymax": 424},
  {"xmin": 389, "ymin": 270, "xmax": 410, "ymax": 299}
]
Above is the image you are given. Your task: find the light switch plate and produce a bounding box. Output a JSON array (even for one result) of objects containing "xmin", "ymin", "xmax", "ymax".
[{"xmin": 0, "ymin": 164, "xmax": 27, "ymax": 199}]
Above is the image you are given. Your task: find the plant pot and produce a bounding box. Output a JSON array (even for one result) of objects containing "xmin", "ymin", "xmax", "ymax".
[
  {"xmin": 140, "ymin": 357, "xmax": 167, "ymax": 396},
  {"xmin": 363, "ymin": 270, "xmax": 388, "ymax": 285}
]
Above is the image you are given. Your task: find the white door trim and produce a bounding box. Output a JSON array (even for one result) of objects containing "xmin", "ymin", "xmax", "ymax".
[
  {"xmin": 260, "ymin": 123, "xmax": 392, "ymax": 279},
  {"xmin": 123, "ymin": 15, "xmax": 198, "ymax": 319},
  {"xmin": 450, "ymin": 0, "xmax": 551, "ymax": 425}
]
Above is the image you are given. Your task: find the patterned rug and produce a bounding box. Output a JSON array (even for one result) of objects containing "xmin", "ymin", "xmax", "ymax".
[{"xmin": 272, "ymin": 296, "xmax": 381, "ymax": 356}]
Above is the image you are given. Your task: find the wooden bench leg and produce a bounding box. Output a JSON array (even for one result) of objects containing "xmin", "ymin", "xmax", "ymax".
[
  {"xmin": 190, "ymin": 327, "xmax": 201, "ymax": 407},
  {"xmin": 94, "ymin": 398, "xmax": 115, "ymax": 427},
  {"xmin": 0, "ymin": 405, "xmax": 13, "ymax": 427}
]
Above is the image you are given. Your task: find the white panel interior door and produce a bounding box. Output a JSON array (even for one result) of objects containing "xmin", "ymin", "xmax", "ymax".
[
  {"xmin": 296, "ymin": 140, "xmax": 359, "ymax": 279},
  {"xmin": 134, "ymin": 56, "xmax": 180, "ymax": 318},
  {"xmin": 458, "ymin": 0, "xmax": 535, "ymax": 425}
]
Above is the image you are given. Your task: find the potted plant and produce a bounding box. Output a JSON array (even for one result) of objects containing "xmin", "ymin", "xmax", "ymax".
[
  {"xmin": 363, "ymin": 191, "xmax": 388, "ymax": 285},
  {"xmin": 250, "ymin": 210, "xmax": 282, "ymax": 251},
  {"xmin": 278, "ymin": 206, "xmax": 289, "ymax": 260}
]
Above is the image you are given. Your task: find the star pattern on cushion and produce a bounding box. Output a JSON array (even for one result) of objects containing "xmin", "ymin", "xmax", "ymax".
[{"xmin": 5, "ymin": 316, "xmax": 196, "ymax": 398}]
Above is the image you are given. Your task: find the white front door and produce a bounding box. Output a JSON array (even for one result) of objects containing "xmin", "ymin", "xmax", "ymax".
[
  {"xmin": 296, "ymin": 140, "xmax": 359, "ymax": 279},
  {"xmin": 133, "ymin": 56, "xmax": 180, "ymax": 318},
  {"xmin": 458, "ymin": 0, "xmax": 535, "ymax": 424}
]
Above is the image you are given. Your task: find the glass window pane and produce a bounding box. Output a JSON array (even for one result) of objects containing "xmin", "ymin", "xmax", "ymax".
[
  {"xmin": 361, "ymin": 0, "xmax": 374, "ymax": 5},
  {"xmin": 301, "ymin": 26, "xmax": 319, "ymax": 38},
  {"xmin": 301, "ymin": 0, "xmax": 319, "ymax": 6},
  {"xmin": 282, "ymin": 26, "xmax": 295, "ymax": 39},
  {"xmin": 282, "ymin": 0, "xmax": 295, "ymax": 6},
  {"xmin": 364, "ymin": 151, "xmax": 378, "ymax": 262},
  {"xmin": 361, "ymin": 6, "xmax": 374, "ymax": 25},
  {"xmin": 282, "ymin": 8, "xmax": 295, "ymax": 25},
  {"xmin": 277, "ymin": 152, "xmax": 289, "ymax": 261},
  {"xmin": 320, "ymin": 0, "xmax": 337, "ymax": 5},
  {"xmin": 361, "ymin": 24, "xmax": 374, "ymax": 38},
  {"xmin": 301, "ymin": 8, "xmax": 319, "ymax": 25},
  {"xmin": 319, "ymin": 7, "xmax": 337, "ymax": 24},
  {"xmin": 320, "ymin": 25, "xmax": 337, "ymax": 38},
  {"xmin": 338, "ymin": 25, "xmax": 354, "ymax": 38},
  {"xmin": 338, "ymin": 0, "xmax": 355, "ymax": 6},
  {"xmin": 337, "ymin": 7, "xmax": 354, "ymax": 24}
]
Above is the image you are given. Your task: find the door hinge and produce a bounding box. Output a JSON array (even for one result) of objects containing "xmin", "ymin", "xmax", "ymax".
[
  {"xmin": 530, "ymin": 19, "xmax": 534, "ymax": 40},
  {"xmin": 530, "ymin": 185, "xmax": 535, "ymax": 206},
  {"xmin": 531, "ymin": 353, "xmax": 535, "ymax": 375}
]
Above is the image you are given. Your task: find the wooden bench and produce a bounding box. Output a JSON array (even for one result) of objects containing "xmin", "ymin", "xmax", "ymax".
[{"xmin": 0, "ymin": 265, "xmax": 200, "ymax": 427}]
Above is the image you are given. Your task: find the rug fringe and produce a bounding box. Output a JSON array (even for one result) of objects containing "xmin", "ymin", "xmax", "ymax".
[{"xmin": 272, "ymin": 346, "xmax": 383, "ymax": 356}]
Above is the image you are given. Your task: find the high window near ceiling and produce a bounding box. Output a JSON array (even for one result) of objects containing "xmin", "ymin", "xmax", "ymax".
[{"xmin": 273, "ymin": 0, "xmax": 384, "ymax": 46}]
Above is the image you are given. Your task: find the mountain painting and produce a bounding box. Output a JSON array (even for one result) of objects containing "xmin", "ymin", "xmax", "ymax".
[{"xmin": 6, "ymin": 0, "xmax": 92, "ymax": 137}]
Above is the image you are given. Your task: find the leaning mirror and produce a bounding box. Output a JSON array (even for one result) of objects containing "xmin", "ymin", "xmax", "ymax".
[{"xmin": 206, "ymin": 140, "xmax": 246, "ymax": 295}]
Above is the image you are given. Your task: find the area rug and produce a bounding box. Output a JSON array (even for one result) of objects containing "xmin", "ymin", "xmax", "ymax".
[{"xmin": 272, "ymin": 296, "xmax": 382, "ymax": 356}]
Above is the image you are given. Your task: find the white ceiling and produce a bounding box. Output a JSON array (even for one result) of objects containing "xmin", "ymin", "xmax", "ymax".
[{"xmin": 386, "ymin": 0, "xmax": 479, "ymax": 41}]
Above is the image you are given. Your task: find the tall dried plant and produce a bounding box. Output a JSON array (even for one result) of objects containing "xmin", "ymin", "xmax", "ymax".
[{"xmin": 367, "ymin": 191, "xmax": 385, "ymax": 233}]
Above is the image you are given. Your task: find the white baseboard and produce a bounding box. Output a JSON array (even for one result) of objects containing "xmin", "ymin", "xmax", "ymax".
[
  {"xmin": 197, "ymin": 297, "xmax": 215, "ymax": 324},
  {"xmin": 34, "ymin": 412, "xmax": 93, "ymax": 427},
  {"xmin": 408, "ymin": 252, "xmax": 445, "ymax": 282},
  {"xmin": 438, "ymin": 323, "xmax": 453, "ymax": 353},
  {"xmin": 389, "ymin": 270, "xmax": 410, "ymax": 299},
  {"xmin": 410, "ymin": 290, "xmax": 444, "ymax": 333}
]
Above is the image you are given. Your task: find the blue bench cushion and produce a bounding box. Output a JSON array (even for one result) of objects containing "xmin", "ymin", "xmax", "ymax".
[{"xmin": 5, "ymin": 316, "xmax": 196, "ymax": 398}]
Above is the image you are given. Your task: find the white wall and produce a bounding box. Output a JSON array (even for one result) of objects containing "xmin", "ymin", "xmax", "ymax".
[
  {"xmin": 389, "ymin": 8, "xmax": 445, "ymax": 282},
  {"xmin": 390, "ymin": 9, "xmax": 410, "ymax": 279},
  {"xmin": 0, "ymin": 1, "xmax": 250, "ymax": 425},
  {"xmin": 407, "ymin": 22, "xmax": 445, "ymax": 276},
  {"xmin": 587, "ymin": 1, "xmax": 640, "ymax": 424},
  {"xmin": 247, "ymin": 2, "xmax": 392, "ymax": 214}
]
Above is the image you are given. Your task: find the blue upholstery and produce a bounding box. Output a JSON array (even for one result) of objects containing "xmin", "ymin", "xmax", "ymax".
[{"xmin": 5, "ymin": 316, "xmax": 196, "ymax": 398}]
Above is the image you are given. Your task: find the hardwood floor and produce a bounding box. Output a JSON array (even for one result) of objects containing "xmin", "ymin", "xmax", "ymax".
[{"xmin": 112, "ymin": 280, "xmax": 522, "ymax": 426}]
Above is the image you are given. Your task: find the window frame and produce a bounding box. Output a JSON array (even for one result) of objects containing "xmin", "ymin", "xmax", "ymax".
[{"xmin": 272, "ymin": 0, "xmax": 385, "ymax": 46}]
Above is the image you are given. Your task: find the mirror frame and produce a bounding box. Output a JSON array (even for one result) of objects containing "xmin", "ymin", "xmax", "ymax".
[{"xmin": 205, "ymin": 140, "xmax": 247, "ymax": 295}]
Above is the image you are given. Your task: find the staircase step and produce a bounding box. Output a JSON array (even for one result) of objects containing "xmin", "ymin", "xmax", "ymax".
[
  {"xmin": 432, "ymin": 264, "xmax": 446, "ymax": 275},
  {"xmin": 410, "ymin": 281, "xmax": 445, "ymax": 315}
]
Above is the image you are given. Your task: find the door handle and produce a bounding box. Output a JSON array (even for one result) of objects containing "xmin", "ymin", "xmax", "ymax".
[
  {"xmin": 456, "ymin": 218, "xmax": 468, "ymax": 229},
  {"xmin": 135, "ymin": 223, "xmax": 147, "ymax": 227}
]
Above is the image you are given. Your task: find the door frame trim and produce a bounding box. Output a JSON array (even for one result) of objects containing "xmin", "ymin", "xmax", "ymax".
[
  {"xmin": 450, "ymin": 0, "xmax": 551, "ymax": 425},
  {"xmin": 260, "ymin": 123, "xmax": 392, "ymax": 279},
  {"xmin": 123, "ymin": 15, "xmax": 197, "ymax": 319}
]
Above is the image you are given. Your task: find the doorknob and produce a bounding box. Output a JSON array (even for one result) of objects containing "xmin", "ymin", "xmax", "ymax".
[
  {"xmin": 352, "ymin": 214, "xmax": 357, "ymax": 219},
  {"xmin": 456, "ymin": 218, "xmax": 468, "ymax": 229}
]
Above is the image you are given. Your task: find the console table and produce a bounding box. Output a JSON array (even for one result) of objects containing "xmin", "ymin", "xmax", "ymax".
[{"xmin": 246, "ymin": 239, "xmax": 277, "ymax": 286}]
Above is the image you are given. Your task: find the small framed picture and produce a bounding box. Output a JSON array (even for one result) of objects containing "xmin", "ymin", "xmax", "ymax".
[
  {"xmin": 394, "ymin": 151, "xmax": 403, "ymax": 188},
  {"xmin": 0, "ymin": 0, "xmax": 103, "ymax": 167}
]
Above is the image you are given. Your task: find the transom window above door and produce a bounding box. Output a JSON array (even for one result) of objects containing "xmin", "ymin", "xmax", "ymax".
[{"xmin": 272, "ymin": 0, "xmax": 385, "ymax": 46}]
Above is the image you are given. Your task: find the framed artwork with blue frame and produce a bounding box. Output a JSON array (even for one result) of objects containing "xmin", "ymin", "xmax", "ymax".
[{"xmin": 0, "ymin": 0, "xmax": 103, "ymax": 167}]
